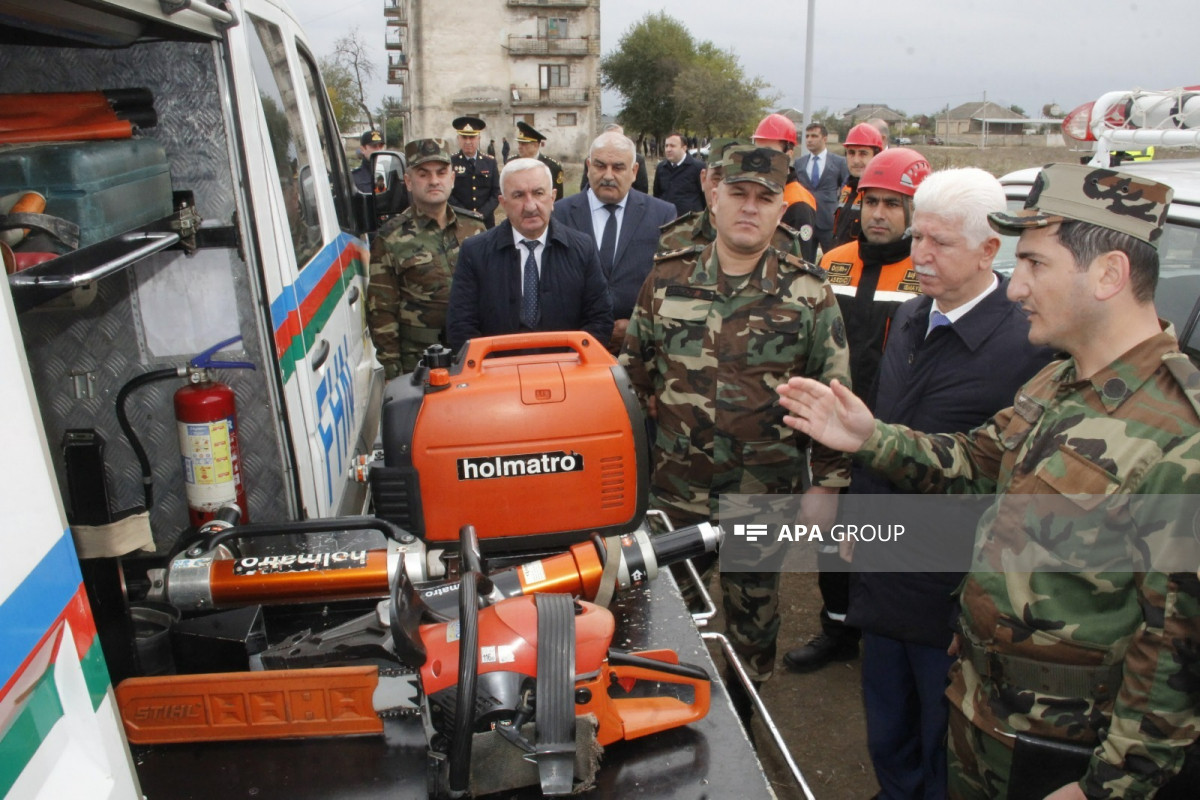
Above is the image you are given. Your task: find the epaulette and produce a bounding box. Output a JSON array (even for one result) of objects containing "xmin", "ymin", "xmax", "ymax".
[
  {"xmin": 1162, "ymin": 352, "xmax": 1200, "ymax": 421},
  {"xmin": 777, "ymin": 220, "xmax": 800, "ymax": 237},
  {"xmin": 450, "ymin": 205, "xmax": 485, "ymax": 221},
  {"xmin": 481, "ymin": 153, "xmax": 497, "ymax": 161},
  {"xmin": 660, "ymin": 210, "xmax": 698, "ymax": 231},
  {"xmin": 654, "ymin": 244, "xmax": 704, "ymax": 262},
  {"xmin": 778, "ymin": 249, "xmax": 826, "ymax": 279},
  {"xmin": 542, "ymin": 155, "xmax": 562, "ymax": 167}
]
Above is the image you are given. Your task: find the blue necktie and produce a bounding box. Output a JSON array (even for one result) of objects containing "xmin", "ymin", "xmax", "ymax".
[
  {"xmin": 928, "ymin": 310, "xmax": 951, "ymax": 336},
  {"xmin": 520, "ymin": 239, "xmax": 540, "ymax": 328},
  {"xmin": 810, "ymin": 155, "xmax": 820, "ymax": 186},
  {"xmin": 599, "ymin": 203, "xmax": 619, "ymax": 274}
]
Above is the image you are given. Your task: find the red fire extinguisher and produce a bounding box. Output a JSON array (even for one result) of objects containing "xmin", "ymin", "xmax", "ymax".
[{"xmin": 173, "ymin": 336, "xmax": 255, "ymax": 528}]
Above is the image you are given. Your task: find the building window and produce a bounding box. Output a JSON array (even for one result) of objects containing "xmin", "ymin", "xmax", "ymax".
[
  {"xmin": 514, "ymin": 113, "xmax": 535, "ymax": 127},
  {"xmin": 556, "ymin": 113, "xmax": 577, "ymax": 127},
  {"xmin": 539, "ymin": 65, "xmax": 569, "ymax": 89},
  {"xmin": 538, "ymin": 17, "xmax": 569, "ymax": 38}
]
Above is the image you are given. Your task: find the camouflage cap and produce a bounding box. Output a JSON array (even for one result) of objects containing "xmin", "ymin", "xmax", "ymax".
[
  {"xmin": 706, "ymin": 137, "xmax": 749, "ymax": 168},
  {"xmin": 722, "ymin": 146, "xmax": 789, "ymax": 193},
  {"xmin": 405, "ymin": 138, "xmax": 452, "ymax": 168},
  {"xmin": 988, "ymin": 162, "xmax": 1173, "ymax": 246}
]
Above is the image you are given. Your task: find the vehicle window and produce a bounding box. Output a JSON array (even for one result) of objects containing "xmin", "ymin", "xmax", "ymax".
[
  {"xmin": 993, "ymin": 198, "xmax": 1200, "ymax": 339},
  {"xmin": 246, "ymin": 14, "xmax": 322, "ymax": 267},
  {"xmin": 297, "ymin": 42, "xmax": 353, "ymax": 231}
]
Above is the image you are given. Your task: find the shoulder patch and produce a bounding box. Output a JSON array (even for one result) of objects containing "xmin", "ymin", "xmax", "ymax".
[
  {"xmin": 661, "ymin": 211, "xmax": 698, "ymax": 231},
  {"xmin": 654, "ymin": 245, "xmax": 703, "ymax": 262},
  {"xmin": 779, "ymin": 250, "xmax": 826, "ymax": 279},
  {"xmin": 1163, "ymin": 353, "xmax": 1200, "ymax": 421},
  {"xmin": 450, "ymin": 205, "xmax": 485, "ymax": 220}
]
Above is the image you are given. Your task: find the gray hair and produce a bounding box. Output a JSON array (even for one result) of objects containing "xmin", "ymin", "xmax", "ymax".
[
  {"xmin": 912, "ymin": 167, "xmax": 1006, "ymax": 248},
  {"xmin": 499, "ymin": 157, "xmax": 553, "ymax": 195},
  {"xmin": 589, "ymin": 131, "xmax": 636, "ymax": 162}
]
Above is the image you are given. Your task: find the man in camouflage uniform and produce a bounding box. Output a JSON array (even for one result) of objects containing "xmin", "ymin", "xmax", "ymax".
[
  {"xmin": 778, "ymin": 162, "xmax": 1200, "ymax": 799},
  {"xmin": 367, "ymin": 138, "xmax": 485, "ymax": 378},
  {"xmin": 656, "ymin": 138, "xmax": 803, "ymax": 258},
  {"xmin": 515, "ymin": 121, "xmax": 565, "ymax": 200},
  {"xmin": 620, "ymin": 146, "xmax": 852, "ymax": 697}
]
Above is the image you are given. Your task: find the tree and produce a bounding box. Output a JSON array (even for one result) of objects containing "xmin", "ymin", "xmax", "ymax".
[
  {"xmin": 672, "ymin": 43, "xmax": 777, "ymax": 138},
  {"xmin": 1009, "ymin": 103, "xmax": 1026, "ymax": 116},
  {"xmin": 374, "ymin": 96, "xmax": 405, "ymax": 147},
  {"xmin": 601, "ymin": 14, "xmax": 777, "ymax": 144},
  {"xmin": 331, "ymin": 28, "xmax": 379, "ymax": 130},
  {"xmin": 318, "ymin": 56, "xmax": 358, "ymax": 133},
  {"xmin": 600, "ymin": 13, "xmax": 695, "ymax": 142}
]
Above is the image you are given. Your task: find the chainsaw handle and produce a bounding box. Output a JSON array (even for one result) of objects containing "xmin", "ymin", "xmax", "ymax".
[
  {"xmin": 606, "ymin": 651, "xmax": 711, "ymax": 742},
  {"xmin": 458, "ymin": 331, "xmax": 608, "ymax": 369}
]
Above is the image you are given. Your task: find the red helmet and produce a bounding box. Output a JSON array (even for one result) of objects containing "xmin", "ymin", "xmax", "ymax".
[
  {"xmin": 844, "ymin": 122, "xmax": 884, "ymax": 151},
  {"xmin": 857, "ymin": 148, "xmax": 931, "ymax": 196},
  {"xmin": 752, "ymin": 113, "xmax": 798, "ymax": 145}
]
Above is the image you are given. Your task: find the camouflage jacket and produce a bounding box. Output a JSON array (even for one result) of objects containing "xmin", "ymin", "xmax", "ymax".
[
  {"xmin": 858, "ymin": 329, "xmax": 1200, "ymax": 798},
  {"xmin": 620, "ymin": 244, "xmax": 852, "ymax": 521},
  {"xmin": 367, "ymin": 205, "xmax": 485, "ymax": 376},
  {"xmin": 656, "ymin": 209, "xmax": 804, "ymax": 259}
]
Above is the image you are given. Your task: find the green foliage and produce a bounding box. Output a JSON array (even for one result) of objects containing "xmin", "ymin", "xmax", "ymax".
[
  {"xmin": 319, "ymin": 56, "xmax": 359, "ymax": 133},
  {"xmin": 375, "ymin": 96, "xmax": 405, "ymax": 147},
  {"xmin": 601, "ymin": 13, "xmax": 775, "ymax": 142}
]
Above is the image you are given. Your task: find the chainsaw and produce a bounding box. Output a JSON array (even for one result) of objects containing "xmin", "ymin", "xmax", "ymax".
[{"xmin": 117, "ymin": 524, "xmax": 715, "ymax": 797}]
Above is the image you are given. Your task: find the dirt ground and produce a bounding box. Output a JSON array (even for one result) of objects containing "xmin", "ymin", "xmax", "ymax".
[{"xmin": 703, "ymin": 571, "xmax": 878, "ymax": 800}]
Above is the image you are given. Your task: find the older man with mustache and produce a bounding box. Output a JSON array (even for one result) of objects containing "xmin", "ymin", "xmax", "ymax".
[{"xmin": 553, "ymin": 130, "xmax": 678, "ymax": 353}]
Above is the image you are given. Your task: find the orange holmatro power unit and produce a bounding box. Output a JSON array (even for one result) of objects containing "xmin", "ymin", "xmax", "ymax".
[{"xmin": 370, "ymin": 332, "xmax": 649, "ymax": 551}]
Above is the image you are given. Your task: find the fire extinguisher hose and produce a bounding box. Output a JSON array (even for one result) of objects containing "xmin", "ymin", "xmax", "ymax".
[{"xmin": 116, "ymin": 367, "xmax": 185, "ymax": 511}]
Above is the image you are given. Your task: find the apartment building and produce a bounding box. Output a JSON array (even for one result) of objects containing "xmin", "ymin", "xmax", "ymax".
[{"xmin": 385, "ymin": 0, "xmax": 601, "ymax": 161}]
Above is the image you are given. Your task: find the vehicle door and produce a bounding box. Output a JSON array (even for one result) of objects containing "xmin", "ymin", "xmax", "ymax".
[{"xmin": 230, "ymin": 0, "xmax": 373, "ymax": 518}]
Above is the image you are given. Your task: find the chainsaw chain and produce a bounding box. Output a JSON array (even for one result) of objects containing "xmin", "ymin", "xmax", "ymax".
[{"xmin": 377, "ymin": 665, "xmax": 423, "ymax": 719}]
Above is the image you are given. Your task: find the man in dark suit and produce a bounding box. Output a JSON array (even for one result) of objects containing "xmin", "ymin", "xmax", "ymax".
[
  {"xmin": 553, "ymin": 130, "xmax": 677, "ymax": 352},
  {"xmin": 796, "ymin": 122, "xmax": 850, "ymax": 253},
  {"xmin": 579, "ymin": 123, "xmax": 649, "ymax": 196},
  {"xmin": 446, "ymin": 158, "xmax": 613, "ymax": 351},
  {"xmin": 449, "ymin": 116, "xmax": 502, "ymax": 228},
  {"xmin": 653, "ymin": 131, "xmax": 706, "ymax": 216}
]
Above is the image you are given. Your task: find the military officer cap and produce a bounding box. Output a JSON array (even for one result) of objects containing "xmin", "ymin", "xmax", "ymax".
[
  {"xmin": 722, "ymin": 146, "xmax": 790, "ymax": 194},
  {"xmin": 516, "ymin": 120, "xmax": 546, "ymax": 143},
  {"xmin": 405, "ymin": 138, "xmax": 452, "ymax": 168},
  {"xmin": 706, "ymin": 137, "xmax": 749, "ymax": 168},
  {"xmin": 988, "ymin": 162, "xmax": 1173, "ymax": 247},
  {"xmin": 361, "ymin": 129, "xmax": 384, "ymax": 146},
  {"xmin": 453, "ymin": 116, "xmax": 486, "ymax": 136}
]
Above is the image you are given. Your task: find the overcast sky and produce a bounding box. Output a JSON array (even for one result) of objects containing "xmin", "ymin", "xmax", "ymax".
[{"xmin": 290, "ymin": 0, "xmax": 1198, "ymax": 124}]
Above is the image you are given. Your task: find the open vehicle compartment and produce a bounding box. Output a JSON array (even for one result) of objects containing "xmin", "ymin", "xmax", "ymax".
[{"xmin": 0, "ymin": 35, "xmax": 295, "ymax": 545}]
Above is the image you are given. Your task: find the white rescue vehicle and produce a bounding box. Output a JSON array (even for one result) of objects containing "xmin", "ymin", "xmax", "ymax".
[{"xmin": 0, "ymin": 0, "xmax": 382, "ymax": 793}]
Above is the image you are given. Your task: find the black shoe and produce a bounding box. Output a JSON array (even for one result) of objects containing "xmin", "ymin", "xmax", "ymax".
[{"xmin": 782, "ymin": 633, "xmax": 859, "ymax": 673}]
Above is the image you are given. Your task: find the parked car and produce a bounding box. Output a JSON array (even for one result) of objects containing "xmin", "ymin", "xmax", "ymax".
[{"xmin": 925, "ymin": 136, "xmax": 945, "ymax": 146}]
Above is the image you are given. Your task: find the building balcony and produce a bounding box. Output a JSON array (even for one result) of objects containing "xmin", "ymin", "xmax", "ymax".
[
  {"xmin": 385, "ymin": 24, "xmax": 408, "ymax": 50},
  {"xmin": 510, "ymin": 86, "xmax": 591, "ymax": 106},
  {"xmin": 507, "ymin": 0, "xmax": 590, "ymax": 6},
  {"xmin": 387, "ymin": 68, "xmax": 406, "ymax": 85},
  {"xmin": 383, "ymin": 0, "xmax": 407, "ymax": 22},
  {"xmin": 507, "ymin": 35, "xmax": 598, "ymax": 56}
]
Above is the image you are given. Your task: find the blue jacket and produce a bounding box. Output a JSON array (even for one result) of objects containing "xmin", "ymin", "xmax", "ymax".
[
  {"xmin": 552, "ymin": 189, "xmax": 678, "ymax": 320},
  {"xmin": 845, "ymin": 275, "xmax": 1056, "ymax": 647},
  {"xmin": 446, "ymin": 220, "xmax": 614, "ymax": 351}
]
